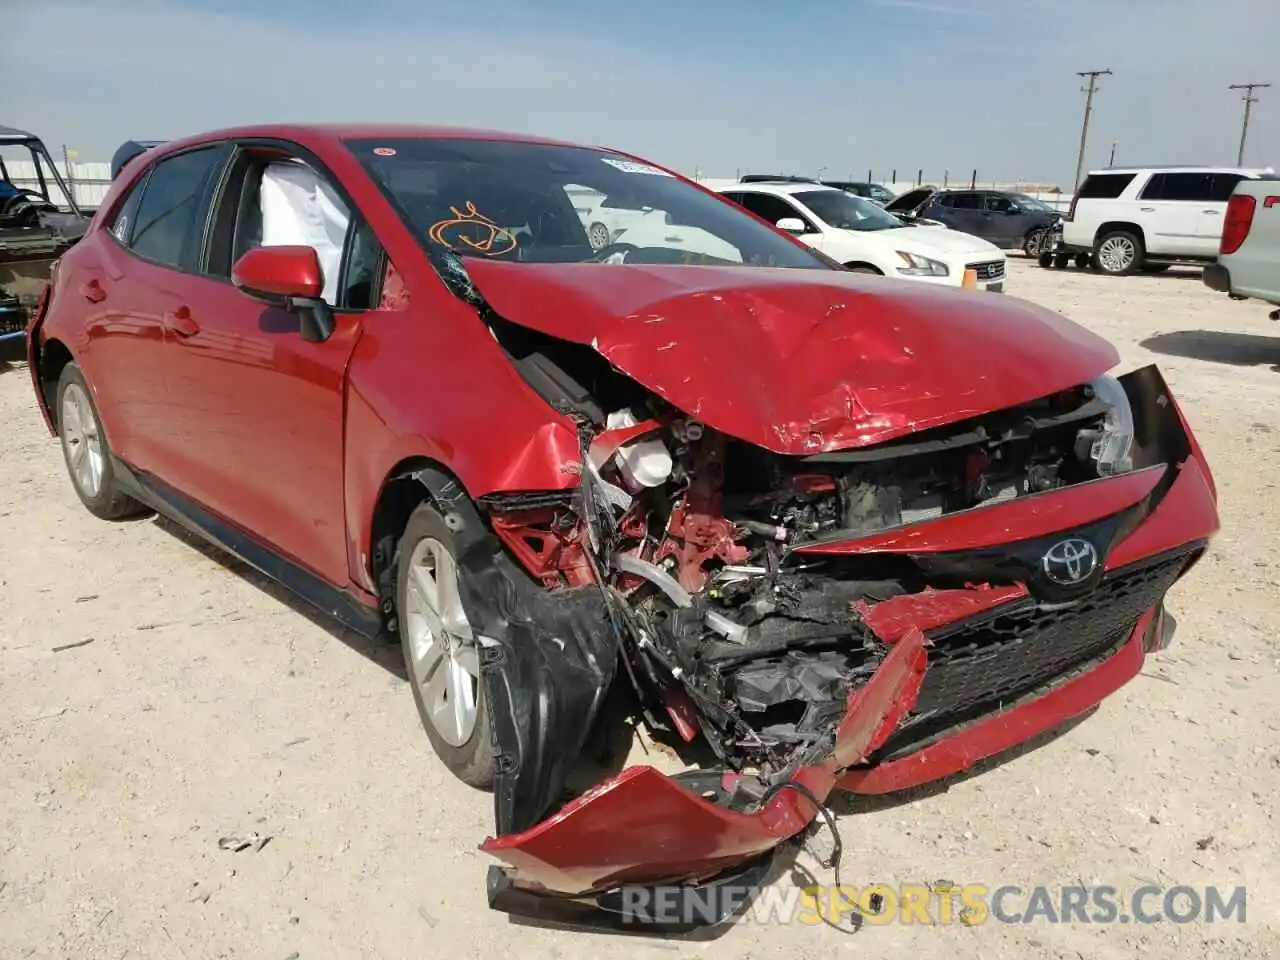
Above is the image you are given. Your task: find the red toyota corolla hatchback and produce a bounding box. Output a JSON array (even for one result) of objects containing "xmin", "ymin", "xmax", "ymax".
[{"xmin": 27, "ymin": 124, "xmax": 1219, "ymax": 928}]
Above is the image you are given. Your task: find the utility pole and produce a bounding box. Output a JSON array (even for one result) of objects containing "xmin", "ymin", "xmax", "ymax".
[
  {"xmin": 1229, "ymin": 82, "xmax": 1270, "ymax": 166},
  {"xmin": 1073, "ymin": 69, "xmax": 1112, "ymax": 191},
  {"xmin": 1108, "ymin": 140, "xmax": 1117, "ymax": 166}
]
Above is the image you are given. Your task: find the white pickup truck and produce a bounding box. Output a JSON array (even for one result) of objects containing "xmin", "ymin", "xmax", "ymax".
[{"xmin": 1203, "ymin": 177, "xmax": 1280, "ymax": 318}]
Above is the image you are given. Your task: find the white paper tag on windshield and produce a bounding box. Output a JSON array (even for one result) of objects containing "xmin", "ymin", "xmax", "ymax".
[{"xmin": 601, "ymin": 157, "xmax": 673, "ymax": 176}]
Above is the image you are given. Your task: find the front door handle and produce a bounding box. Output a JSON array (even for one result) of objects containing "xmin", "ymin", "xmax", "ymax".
[
  {"xmin": 1139, "ymin": 207, "xmax": 1156, "ymax": 212},
  {"xmin": 82, "ymin": 280, "xmax": 106, "ymax": 303},
  {"xmin": 165, "ymin": 305, "xmax": 200, "ymax": 337},
  {"xmin": 1203, "ymin": 209, "xmax": 1219, "ymax": 214}
]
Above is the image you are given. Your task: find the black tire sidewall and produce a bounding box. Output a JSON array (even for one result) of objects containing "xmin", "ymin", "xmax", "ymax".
[{"xmin": 396, "ymin": 502, "xmax": 495, "ymax": 788}]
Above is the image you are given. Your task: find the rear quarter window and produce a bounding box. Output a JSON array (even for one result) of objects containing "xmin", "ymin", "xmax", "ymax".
[{"xmin": 1076, "ymin": 173, "xmax": 1136, "ymax": 199}]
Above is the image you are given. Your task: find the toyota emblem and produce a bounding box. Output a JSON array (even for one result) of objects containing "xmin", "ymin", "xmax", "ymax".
[{"xmin": 1041, "ymin": 538, "xmax": 1099, "ymax": 586}]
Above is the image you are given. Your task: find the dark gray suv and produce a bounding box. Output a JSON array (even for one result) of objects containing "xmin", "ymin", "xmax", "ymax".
[{"xmin": 885, "ymin": 188, "xmax": 1061, "ymax": 253}]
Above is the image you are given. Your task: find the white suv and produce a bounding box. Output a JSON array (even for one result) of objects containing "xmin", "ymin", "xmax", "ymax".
[
  {"xmin": 712, "ymin": 180, "xmax": 1008, "ymax": 292},
  {"xmin": 1062, "ymin": 166, "xmax": 1275, "ymax": 275}
]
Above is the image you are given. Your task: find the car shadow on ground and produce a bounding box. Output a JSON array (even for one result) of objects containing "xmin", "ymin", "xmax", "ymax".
[
  {"xmin": 1141, "ymin": 329, "xmax": 1280, "ymax": 372},
  {"xmin": 148, "ymin": 513, "xmax": 407, "ymax": 679}
]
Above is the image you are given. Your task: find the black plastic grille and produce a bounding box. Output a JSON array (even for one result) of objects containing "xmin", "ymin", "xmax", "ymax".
[
  {"xmin": 967, "ymin": 260, "xmax": 1006, "ymax": 282},
  {"xmin": 871, "ymin": 548, "xmax": 1198, "ymax": 760}
]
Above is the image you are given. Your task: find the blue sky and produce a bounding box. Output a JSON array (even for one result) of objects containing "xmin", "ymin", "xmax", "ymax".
[{"xmin": 6, "ymin": 0, "xmax": 1277, "ymax": 186}]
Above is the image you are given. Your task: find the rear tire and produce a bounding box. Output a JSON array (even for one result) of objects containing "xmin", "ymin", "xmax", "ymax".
[
  {"xmin": 397, "ymin": 502, "xmax": 495, "ymax": 789},
  {"xmin": 55, "ymin": 362, "xmax": 149, "ymax": 521},
  {"xmin": 1093, "ymin": 230, "xmax": 1143, "ymax": 276}
]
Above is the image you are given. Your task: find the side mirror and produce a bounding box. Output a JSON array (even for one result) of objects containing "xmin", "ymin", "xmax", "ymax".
[
  {"xmin": 775, "ymin": 217, "xmax": 807, "ymax": 235},
  {"xmin": 232, "ymin": 245, "xmax": 334, "ymax": 343}
]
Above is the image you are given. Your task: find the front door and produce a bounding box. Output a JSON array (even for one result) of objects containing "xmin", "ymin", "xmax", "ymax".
[{"xmin": 158, "ymin": 146, "xmax": 385, "ymax": 586}]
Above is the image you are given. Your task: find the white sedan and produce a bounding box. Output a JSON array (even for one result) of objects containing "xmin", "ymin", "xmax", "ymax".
[{"xmin": 711, "ymin": 180, "xmax": 1008, "ymax": 292}]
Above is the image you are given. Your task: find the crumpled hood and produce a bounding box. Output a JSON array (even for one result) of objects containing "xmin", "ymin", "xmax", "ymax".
[{"xmin": 464, "ymin": 259, "xmax": 1118, "ymax": 454}]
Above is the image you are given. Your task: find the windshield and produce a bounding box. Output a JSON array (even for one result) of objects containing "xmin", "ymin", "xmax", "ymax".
[
  {"xmin": 346, "ymin": 138, "xmax": 829, "ymax": 269},
  {"xmin": 792, "ymin": 189, "xmax": 904, "ymax": 231},
  {"xmin": 1013, "ymin": 194, "xmax": 1054, "ymax": 212}
]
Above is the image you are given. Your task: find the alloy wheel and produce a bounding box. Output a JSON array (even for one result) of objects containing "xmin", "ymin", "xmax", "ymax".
[
  {"xmin": 1098, "ymin": 236, "xmax": 1136, "ymax": 274},
  {"xmin": 60, "ymin": 382, "xmax": 105, "ymax": 499},
  {"xmin": 403, "ymin": 537, "xmax": 480, "ymax": 747}
]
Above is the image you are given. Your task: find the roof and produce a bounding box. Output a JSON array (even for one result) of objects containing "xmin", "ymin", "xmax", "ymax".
[
  {"xmin": 0, "ymin": 124, "xmax": 38, "ymax": 142},
  {"xmin": 715, "ymin": 180, "xmax": 845, "ymax": 197},
  {"xmin": 1087, "ymin": 165, "xmax": 1275, "ymax": 175},
  {"xmin": 150, "ymin": 122, "xmax": 593, "ymax": 157}
]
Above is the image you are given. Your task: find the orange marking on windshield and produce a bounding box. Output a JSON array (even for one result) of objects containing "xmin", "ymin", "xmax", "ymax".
[{"xmin": 427, "ymin": 201, "xmax": 518, "ymax": 256}]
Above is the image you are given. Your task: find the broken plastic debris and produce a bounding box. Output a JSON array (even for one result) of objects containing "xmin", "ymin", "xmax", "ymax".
[{"xmin": 218, "ymin": 832, "xmax": 271, "ymax": 853}]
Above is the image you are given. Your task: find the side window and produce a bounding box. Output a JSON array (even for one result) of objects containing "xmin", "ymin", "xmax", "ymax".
[
  {"xmin": 206, "ymin": 151, "xmax": 387, "ymax": 310},
  {"xmin": 1139, "ymin": 174, "xmax": 1166, "ymax": 200},
  {"xmin": 128, "ymin": 147, "xmax": 226, "ymax": 269},
  {"xmin": 936, "ymin": 194, "xmax": 956, "ymax": 207},
  {"xmin": 739, "ymin": 193, "xmax": 814, "ymax": 230},
  {"xmin": 1142, "ymin": 172, "xmax": 1215, "ymax": 202},
  {"xmin": 985, "ymin": 195, "xmax": 1015, "ymax": 212},
  {"xmin": 1210, "ymin": 174, "xmax": 1247, "ymax": 202},
  {"xmin": 1077, "ymin": 173, "xmax": 1136, "ymax": 199},
  {"xmin": 950, "ymin": 193, "xmax": 983, "ymax": 210},
  {"xmin": 107, "ymin": 175, "xmax": 147, "ymax": 245},
  {"xmin": 337, "ymin": 219, "xmax": 385, "ymax": 311}
]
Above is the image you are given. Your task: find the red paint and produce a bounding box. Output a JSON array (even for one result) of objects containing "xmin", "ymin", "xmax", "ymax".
[
  {"xmin": 29, "ymin": 123, "xmax": 1222, "ymax": 902},
  {"xmin": 483, "ymin": 628, "xmax": 928, "ymax": 895},
  {"xmin": 856, "ymin": 584, "xmax": 1028, "ymax": 643},
  {"xmin": 461, "ymin": 257, "xmax": 1119, "ymax": 455},
  {"xmin": 839, "ymin": 609, "xmax": 1156, "ymax": 794},
  {"xmin": 231, "ymin": 245, "xmax": 323, "ymax": 300},
  {"xmin": 489, "ymin": 508, "xmax": 594, "ymax": 588},
  {"xmin": 798, "ymin": 465, "xmax": 1165, "ymax": 557}
]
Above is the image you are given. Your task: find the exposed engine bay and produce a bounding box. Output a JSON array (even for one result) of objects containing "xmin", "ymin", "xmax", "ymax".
[{"xmin": 477, "ymin": 314, "xmax": 1141, "ymax": 797}]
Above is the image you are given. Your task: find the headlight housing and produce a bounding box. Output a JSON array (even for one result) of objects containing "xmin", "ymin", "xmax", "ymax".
[
  {"xmin": 895, "ymin": 251, "xmax": 949, "ymax": 277},
  {"xmin": 1085, "ymin": 374, "xmax": 1134, "ymax": 475}
]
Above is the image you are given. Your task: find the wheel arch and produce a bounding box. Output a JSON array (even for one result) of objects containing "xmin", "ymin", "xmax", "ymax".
[
  {"xmin": 1093, "ymin": 221, "xmax": 1145, "ymax": 248},
  {"xmin": 843, "ymin": 261, "xmax": 884, "ymax": 274},
  {"xmin": 366, "ymin": 455, "xmax": 477, "ymax": 630},
  {"xmin": 33, "ymin": 336, "xmax": 74, "ymax": 432}
]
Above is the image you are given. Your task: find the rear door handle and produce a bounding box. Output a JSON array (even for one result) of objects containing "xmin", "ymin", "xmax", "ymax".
[
  {"xmin": 1139, "ymin": 207, "xmax": 1156, "ymax": 212},
  {"xmin": 82, "ymin": 280, "xmax": 106, "ymax": 303},
  {"xmin": 165, "ymin": 305, "xmax": 200, "ymax": 337},
  {"xmin": 1203, "ymin": 209, "xmax": 1219, "ymax": 214}
]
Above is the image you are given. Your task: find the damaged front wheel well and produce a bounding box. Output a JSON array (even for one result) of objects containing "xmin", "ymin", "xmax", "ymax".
[{"xmin": 368, "ymin": 457, "xmax": 471, "ymax": 633}]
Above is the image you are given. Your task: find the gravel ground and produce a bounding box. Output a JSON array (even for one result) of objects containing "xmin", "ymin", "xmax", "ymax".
[{"xmin": 1, "ymin": 259, "xmax": 1278, "ymax": 959}]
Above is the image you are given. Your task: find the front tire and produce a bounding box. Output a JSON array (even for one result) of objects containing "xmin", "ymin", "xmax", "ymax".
[
  {"xmin": 1023, "ymin": 228, "xmax": 1046, "ymax": 257},
  {"xmin": 55, "ymin": 362, "xmax": 148, "ymax": 521},
  {"xmin": 1093, "ymin": 230, "xmax": 1143, "ymax": 276},
  {"xmin": 397, "ymin": 502, "xmax": 495, "ymax": 788}
]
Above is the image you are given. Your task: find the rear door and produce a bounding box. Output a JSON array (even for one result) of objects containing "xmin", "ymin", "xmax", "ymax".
[
  {"xmin": 939, "ymin": 192, "xmax": 992, "ymax": 240},
  {"xmin": 157, "ymin": 142, "xmax": 387, "ymax": 585},
  {"xmin": 1137, "ymin": 172, "xmax": 1216, "ymax": 255},
  {"xmin": 984, "ymin": 194, "xmax": 1029, "ymax": 248},
  {"xmin": 88, "ymin": 144, "xmax": 231, "ymax": 474}
]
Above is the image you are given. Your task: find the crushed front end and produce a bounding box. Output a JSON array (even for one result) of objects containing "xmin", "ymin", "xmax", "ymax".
[{"xmin": 446, "ymin": 319, "xmax": 1218, "ymax": 927}]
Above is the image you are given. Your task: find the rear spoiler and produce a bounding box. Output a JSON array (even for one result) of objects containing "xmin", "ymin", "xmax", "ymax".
[{"xmin": 110, "ymin": 140, "xmax": 166, "ymax": 180}]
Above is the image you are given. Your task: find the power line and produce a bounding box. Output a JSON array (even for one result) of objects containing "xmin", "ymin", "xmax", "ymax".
[
  {"xmin": 1229, "ymin": 82, "xmax": 1270, "ymax": 166},
  {"xmin": 1073, "ymin": 69, "xmax": 1112, "ymax": 191}
]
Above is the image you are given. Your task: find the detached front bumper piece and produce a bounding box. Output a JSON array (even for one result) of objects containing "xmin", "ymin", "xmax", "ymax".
[{"xmin": 482, "ymin": 628, "xmax": 928, "ymax": 929}]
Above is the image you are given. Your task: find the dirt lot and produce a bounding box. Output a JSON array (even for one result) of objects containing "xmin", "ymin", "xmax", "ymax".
[{"xmin": 2, "ymin": 260, "xmax": 1278, "ymax": 960}]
